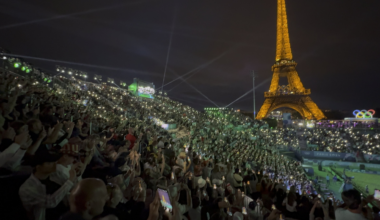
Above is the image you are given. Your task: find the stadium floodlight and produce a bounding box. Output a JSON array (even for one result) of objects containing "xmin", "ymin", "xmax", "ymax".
[
  {"xmin": 94, "ymin": 74, "xmax": 102, "ymax": 81},
  {"xmin": 13, "ymin": 58, "xmax": 21, "ymax": 68},
  {"xmin": 21, "ymin": 62, "xmax": 32, "ymax": 73},
  {"xmin": 68, "ymin": 68, "xmax": 74, "ymax": 75},
  {"xmin": 80, "ymin": 71, "xmax": 88, "ymax": 78},
  {"xmin": 0, "ymin": 48, "xmax": 9, "ymax": 60},
  {"xmin": 107, "ymin": 77, "xmax": 114, "ymax": 84},
  {"xmin": 56, "ymin": 65, "xmax": 66, "ymax": 73},
  {"xmin": 25, "ymin": 67, "xmax": 32, "ymax": 73}
]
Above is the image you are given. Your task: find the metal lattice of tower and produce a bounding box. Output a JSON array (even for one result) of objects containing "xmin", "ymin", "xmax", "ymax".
[{"xmin": 256, "ymin": 0, "xmax": 325, "ymax": 120}]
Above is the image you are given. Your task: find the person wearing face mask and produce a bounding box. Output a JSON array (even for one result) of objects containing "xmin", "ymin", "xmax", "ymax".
[
  {"xmin": 19, "ymin": 151, "xmax": 76, "ymax": 220},
  {"xmin": 51, "ymin": 143, "xmax": 80, "ymax": 186}
]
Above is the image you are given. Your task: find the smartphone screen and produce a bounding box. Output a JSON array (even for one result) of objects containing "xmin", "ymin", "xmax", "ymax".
[
  {"xmin": 82, "ymin": 99, "xmax": 88, "ymax": 106},
  {"xmin": 227, "ymin": 208, "xmax": 232, "ymax": 216},
  {"xmin": 271, "ymin": 204, "xmax": 276, "ymax": 210},
  {"xmin": 374, "ymin": 189, "xmax": 380, "ymax": 201},
  {"xmin": 157, "ymin": 188, "xmax": 172, "ymax": 210}
]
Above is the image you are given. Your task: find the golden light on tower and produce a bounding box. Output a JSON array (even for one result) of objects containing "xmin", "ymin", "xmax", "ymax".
[
  {"xmin": 276, "ymin": 0, "xmax": 293, "ymax": 62},
  {"xmin": 256, "ymin": 0, "xmax": 325, "ymax": 120}
]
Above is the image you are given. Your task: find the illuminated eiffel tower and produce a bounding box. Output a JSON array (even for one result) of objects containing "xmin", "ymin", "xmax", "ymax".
[{"xmin": 256, "ymin": 0, "xmax": 325, "ymax": 120}]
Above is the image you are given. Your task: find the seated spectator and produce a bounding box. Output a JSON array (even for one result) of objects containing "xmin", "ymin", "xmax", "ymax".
[{"xmin": 335, "ymin": 189, "xmax": 367, "ymax": 220}]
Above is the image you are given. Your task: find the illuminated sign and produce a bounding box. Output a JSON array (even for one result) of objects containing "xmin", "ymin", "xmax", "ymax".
[
  {"xmin": 353, "ymin": 109, "xmax": 375, "ymax": 119},
  {"xmin": 138, "ymin": 86, "xmax": 155, "ymax": 95},
  {"xmin": 128, "ymin": 79, "xmax": 155, "ymax": 99}
]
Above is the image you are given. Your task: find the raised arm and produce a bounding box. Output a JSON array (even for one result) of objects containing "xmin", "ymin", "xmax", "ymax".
[{"xmin": 43, "ymin": 122, "xmax": 63, "ymax": 144}]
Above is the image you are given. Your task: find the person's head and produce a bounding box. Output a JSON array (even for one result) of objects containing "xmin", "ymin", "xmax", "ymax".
[
  {"xmin": 56, "ymin": 106, "xmax": 64, "ymax": 114},
  {"xmin": 27, "ymin": 118, "xmax": 43, "ymax": 133},
  {"xmin": 75, "ymin": 119, "xmax": 83, "ymax": 127},
  {"xmin": 69, "ymin": 178, "xmax": 109, "ymax": 218},
  {"xmin": 0, "ymin": 100, "xmax": 10, "ymax": 115},
  {"xmin": 10, "ymin": 121, "xmax": 28, "ymax": 135},
  {"xmin": 147, "ymin": 156, "xmax": 155, "ymax": 165},
  {"xmin": 106, "ymin": 183, "xmax": 123, "ymax": 208},
  {"xmin": 128, "ymin": 127, "xmax": 134, "ymax": 134},
  {"xmin": 341, "ymin": 189, "xmax": 361, "ymax": 210},
  {"xmin": 59, "ymin": 143, "xmax": 80, "ymax": 166},
  {"xmin": 164, "ymin": 142, "xmax": 170, "ymax": 148},
  {"xmin": 287, "ymin": 192, "xmax": 296, "ymax": 206},
  {"xmin": 32, "ymin": 152, "xmax": 61, "ymax": 175},
  {"xmin": 300, "ymin": 196, "xmax": 309, "ymax": 205},
  {"xmin": 58, "ymin": 154, "xmax": 78, "ymax": 166},
  {"xmin": 42, "ymin": 106, "xmax": 54, "ymax": 115},
  {"xmin": 290, "ymin": 185, "xmax": 296, "ymax": 193}
]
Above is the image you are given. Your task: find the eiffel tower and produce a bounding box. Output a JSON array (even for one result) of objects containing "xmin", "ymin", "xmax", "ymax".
[{"xmin": 256, "ymin": 0, "xmax": 325, "ymax": 120}]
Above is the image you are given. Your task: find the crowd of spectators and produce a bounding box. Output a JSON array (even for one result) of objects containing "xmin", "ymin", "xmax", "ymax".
[
  {"xmin": 0, "ymin": 70, "xmax": 379, "ymax": 220},
  {"xmin": 302, "ymin": 128, "xmax": 380, "ymax": 155}
]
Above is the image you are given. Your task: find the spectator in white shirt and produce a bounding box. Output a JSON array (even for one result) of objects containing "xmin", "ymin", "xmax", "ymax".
[
  {"xmin": 335, "ymin": 189, "xmax": 367, "ymax": 220},
  {"xmin": 19, "ymin": 151, "xmax": 76, "ymax": 220},
  {"xmin": 282, "ymin": 192, "xmax": 297, "ymax": 218}
]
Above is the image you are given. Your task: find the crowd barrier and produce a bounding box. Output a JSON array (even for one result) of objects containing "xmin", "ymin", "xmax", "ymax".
[{"xmin": 292, "ymin": 150, "xmax": 380, "ymax": 164}]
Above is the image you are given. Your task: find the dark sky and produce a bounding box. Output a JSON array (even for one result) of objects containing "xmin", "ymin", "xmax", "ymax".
[{"xmin": 1, "ymin": 0, "xmax": 380, "ymax": 112}]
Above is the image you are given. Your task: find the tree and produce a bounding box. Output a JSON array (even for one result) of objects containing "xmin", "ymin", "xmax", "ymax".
[
  {"xmin": 291, "ymin": 111, "xmax": 302, "ymax": 119},
  {"xmin": 263, "ymin": 118, "xmax": 278, "ymax": 129}
]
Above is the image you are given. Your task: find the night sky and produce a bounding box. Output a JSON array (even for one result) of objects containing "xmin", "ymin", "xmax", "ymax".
[{"xmin": 1, "ymin": 0, "xmax": 380, "ymax": 112}]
